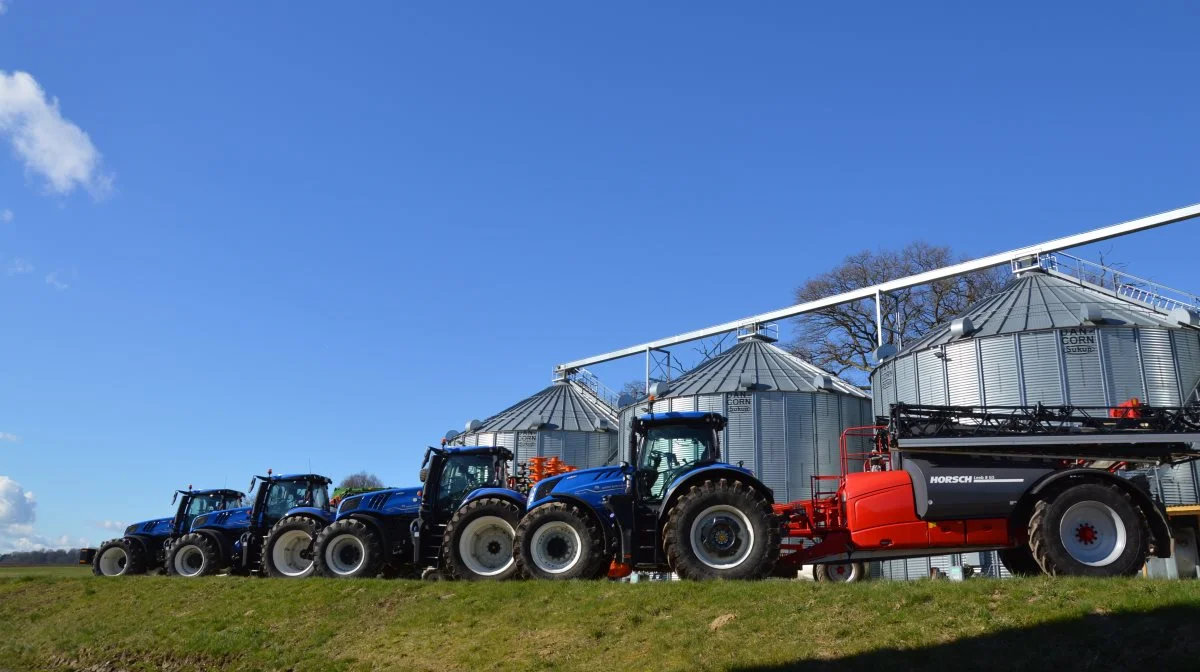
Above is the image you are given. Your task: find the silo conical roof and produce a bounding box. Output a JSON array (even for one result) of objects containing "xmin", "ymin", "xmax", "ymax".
[
  {"xmin": 660, "ymin": 334, "xmax": 868, "ymax": 398},
  {"xmin": 470, "ymin": 380, "xmax": 617, "ymax": 433},
  {"xmin": 900, "ymin": 269, "xmax": 1181, "ymax": 353}
]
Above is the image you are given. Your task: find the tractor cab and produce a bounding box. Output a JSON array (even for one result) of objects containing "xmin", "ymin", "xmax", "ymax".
[
  {"xmin": 171, "ymin": 488, "xmax": 245, "ymax": 535},
  {"xmin": 411, "ymin": 445, "xmax": 513, "ymax": 567},
  {"xmin": 418, "ymin": 446, "xmax": 512, "ymax": 517},
  {"xmin": 631, "ymin": 412, "xmax": 727, "ymax": 505},
  {"xmin": 248, "ymin": 472, "xmax": 333, "ymax": 530}
]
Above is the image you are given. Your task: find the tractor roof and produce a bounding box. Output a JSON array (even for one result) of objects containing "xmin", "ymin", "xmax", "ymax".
[
  {"xmin": 178, "ymin": 488, "xmax": 245, "ymax": 498},
  {"xmin": 258, "ymin": 473, "xmax": 333, "ymax": 484},
  {"xmin": 635, "ymin": 411, "xmax": 727, "ymax": 430},
  {"xmin": 443, "ymin": 445, "xmax": 513, "ymax": 458}
]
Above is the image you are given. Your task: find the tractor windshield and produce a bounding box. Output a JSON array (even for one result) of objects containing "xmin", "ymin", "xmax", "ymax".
[
  {"xmin": 437, "ymin": 454, "xmax": 496, "ymax": 512},
  {"xmin": 637, "ymin": 425, "xmax": 716, "ymax": 500},
  {"xmin": 264, "ymin": 480, "xmax": 327, "ymax": 520},
  {"xmin": 181, "ymin": 494, "xmax": 236, "ymax": 529}
]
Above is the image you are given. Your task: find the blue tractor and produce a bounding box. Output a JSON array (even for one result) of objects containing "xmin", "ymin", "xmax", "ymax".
[
  {"xmin": 167, "ymin": 472, "xmax": 334, "ymax": 578},
  {"xmin": 83, "ymin": 487, "xmax": 246, "ymax": 577},
  {"xmin": 312, "ymin": 445, "xmax": 527, "ymax": 580},
  {"xmin": 515, "ymin": 411, "xmax": 780, "ymax": 580}
]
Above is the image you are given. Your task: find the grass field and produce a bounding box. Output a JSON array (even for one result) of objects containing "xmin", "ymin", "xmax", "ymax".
[
  {"xmin": 0, "ymin": 565, "xmax": 91, "ymax": 578},
  {"xmin": 2, "ymin": 574, "xmax": 1198, "ymax": 671}
]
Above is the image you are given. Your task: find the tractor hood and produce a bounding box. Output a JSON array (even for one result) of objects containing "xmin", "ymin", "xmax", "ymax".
[
  {"xmin": 528, "ymin": 464, "xmax": 630, "ymax": 508},
  {"xmin": 336, "ymin": 486, "xmax": 422, "ymax": 518},
  {"xmin": 126, "ymin": 517, "xmax": 174, "ymax": 537},
  {"xmin": 190, "ymin": 506, "xmax": 252, "ymax": 532}
]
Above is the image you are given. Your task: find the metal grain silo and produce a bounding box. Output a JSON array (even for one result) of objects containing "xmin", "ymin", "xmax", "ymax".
[
  {"xmin": 870, "ymin": 263, "xmax": 1200, "ymax": 579},
  {"xmin": 616, "ymin": 331, "xmax": 873, "ymax": 503},
  {"xmin": 450, "ymin": 378, "xmax": 619, "ymax": 469}
]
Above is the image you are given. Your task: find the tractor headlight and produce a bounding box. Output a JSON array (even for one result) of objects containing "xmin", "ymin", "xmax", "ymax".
[
  {"xmin": 193, "ymin": 515, "xmax": 211, "ymax": 528},
  {"xmin": 124, "ymin": 524, "xmax": 137, "ymax": 535}
]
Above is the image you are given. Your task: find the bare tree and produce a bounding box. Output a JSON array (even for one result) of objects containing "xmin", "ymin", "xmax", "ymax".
[
  {"xmin": 338, "ymin": 471, "xmax": 384, "ymax": 490},
  {"xmin": 618, "ymin": 379, "xmax": 646, "ymax": 402},
  {"xmin": 788, "ymin": 242, "xmax": 1008, "ymax": 381}
]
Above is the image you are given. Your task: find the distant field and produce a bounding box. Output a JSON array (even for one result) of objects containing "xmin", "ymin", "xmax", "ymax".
[
  {"xmin": 2, "ymin": 575, "xmax": 1199, "ymax": 671},
  {"xmin": 0, "ymin": 565, "xmax": 90, "ymax": 578}
]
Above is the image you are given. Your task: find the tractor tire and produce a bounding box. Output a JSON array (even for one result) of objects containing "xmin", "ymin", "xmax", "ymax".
[
  {"xmin": 997, "ymin": 545, "xmax": 1043, "ymax": 577},
  {"xmin": 166, "ymin": 533, "xmax": 221, "ymax": 577},
  {"xmin": 92, "ymin": 538, "xmax": 147, "ymax": 577},
  {"xmin": 813, "ymin": 561, "xmax": 866, "ymax": 583},
  {"xmin": 313, "ymin": 518, "xmax": 384, "ymax": 579},
  {"xmin": 444, "ymin": 497, "xmax": 522, "ymax": 581},
  {"xmin": 664, "ymin": 478, "xmax": 778, "ymax": 580},
  {"xmin": 264, "ymin": 515, "xmax": 324, "ymax": 578},
  {"xmin": 515, "ymin": 502, "xmax": 608, "ymax": 580},
  {"xmin": 1027, "ymin": 483, "xmax": 1147, "ymax": 577}
]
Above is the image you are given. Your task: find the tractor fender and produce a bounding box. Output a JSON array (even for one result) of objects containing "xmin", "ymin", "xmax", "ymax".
[
  {"xmin": 658, "ymin": 465, "xmax": 775, "ymax": 528},
  {"xmin": 282, "ymin": 507, "xmax": 335, "ymax": 525},
  {"xmin": 190, "ymin": 528, "xmax": 235, "ymax": 566},
  {"xmin": 539, "ymin": 493, "xmax": 618, "ymax": 554},
  {"xmin": 124, "ymin": 534, "xmax": 155, "ymax": 555},
  {"xmin": 338, "ymin": 512, "xmax": 398, "ymax": 550},
  {"xmin": 460, "ymin": 487, "xmax": 526, "ymax": 512},
  {"xmin": 1024, "ymin": 468, "xmax": 1172, "ymax": 557}
]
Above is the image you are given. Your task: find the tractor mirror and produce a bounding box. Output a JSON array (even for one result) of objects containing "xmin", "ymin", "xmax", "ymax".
[{"xmin": 419, "ymin": 468, "xmax": 429, "ymax": 483}]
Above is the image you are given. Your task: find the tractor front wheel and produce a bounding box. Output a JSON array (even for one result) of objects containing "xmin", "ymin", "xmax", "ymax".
[
  {"xmin": 92, "ymin": 538, "xmax": 147, "ymax": 577},
  {"xmin": 444, "ymin": 497, "xmax": 522, "ymax": 581},
  {"xmin": 264, "ymin": 516, "xmax": 324, "ymax": 578},
  {"xmin": 664, "ymin": 478, "xmax": 778, "ymax": 580},
  {"xmin": 313, "ymin": 519, "xmax": 384, "ymax": 579},
  {"xmin": 166, "ymin": 533, "xmax": 220, "ymax": 577},
  {"xmin": 516, "ymin": 502, "xmax": 608, "ymax": 580}
]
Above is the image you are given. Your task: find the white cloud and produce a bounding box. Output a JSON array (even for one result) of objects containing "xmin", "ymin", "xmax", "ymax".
[
  {"xmin": 0, "ymin": 432, "xmax": 19, "ymax": 442},
  {"xmin": 0, "ymin": 476, "xmax": 36, "ymax": 529},
  {"xmin": 6, "ymin": 258, "xmax": 31, "ymax": 276},
  {"xmin": 45, "ymin": 271, "xmax": 68, "ymax": 290},
  {"xmin": 95, "ymin": 520, "xmax": 125, "ymax": 530},
  {"xmin": 0, "ymin": 209, "xmax": 11, "ymax": 223},
  {"xmin": 0, "ymin": 71, "xmax": 111, "ymax": 197},
  {"xmin": 0, "ymin": 476, "xmax": 79, "ymax": 552},
  {"xmin": 0, "ymin": 2, "xmax": 8, "ymax": 16}
]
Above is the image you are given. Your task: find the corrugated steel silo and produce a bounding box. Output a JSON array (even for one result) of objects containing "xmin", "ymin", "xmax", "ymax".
[
  {"xmin": 450, "ymin": 379, "xmax": 619, "ymax": 469},
  {"xmin": 870, "ymin": 266, "xmax": 1200, "ymax": 579},
  {"xmin": 617, "ymin": 331, "xmax": 873, "ymax": 504}
]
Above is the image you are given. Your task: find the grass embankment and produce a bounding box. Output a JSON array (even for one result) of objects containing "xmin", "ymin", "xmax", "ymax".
[
  {"xmin": 0, "ymin": 566, "xmax": 90, "ymax": 579},
  {"xmin": 2, "ymin": 574, "xmax": 1198, "ymax": 671}
]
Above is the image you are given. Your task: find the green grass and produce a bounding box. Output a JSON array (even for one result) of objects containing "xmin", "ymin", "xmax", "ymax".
[
  {"xmin": 0, "ymin": 565, "xmax": 91, "ymax": 578},
  {"xmin": 2, "ymin": 575, "xmax": 1199, "ymax": 671}
]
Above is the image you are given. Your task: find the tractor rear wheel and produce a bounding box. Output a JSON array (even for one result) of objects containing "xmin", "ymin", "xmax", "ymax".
[
  {"xmin": 664, "ymin": 478, "xmax": 778, "ymax": 580},
  {"xmin": 313, "ymin": 518, "xmax": 384, "ymax": 579},
  {"xmin": 1028, "ymin": 483, "xmax": 1147, "ymax": 577},
  {"xmin": 166, "ymin": 533, "xmax": 220, "ymax": 577},
  {"xmin": 92, "ymin": 538, "xmax": 147, "ymax": 577},
  {"xmin": 997, "ymin": 545, "xmax": 1043, "ymax": 577},
  {"xmin": 264, "ymin": 516, "xmax": 324, "ymax": 578},
  {"xmin": 515, "ymin": 502, "xmax": 608, "ymax": 580},
  {"xmin": 444, "ymin": 497, "xmax": 522, "ymax": 581},
  {"xmin": 813, "ymin": 561, "xmax": 866, "ymax": 583}
]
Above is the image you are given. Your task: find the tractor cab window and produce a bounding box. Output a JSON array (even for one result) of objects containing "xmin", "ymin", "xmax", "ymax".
[
  {"xmin": 637, "ymin": 425, "xmax": 716, "ymax": 501},
  {"xmin": 437, "ymin": 454, "xmax": 495, "ymax": 512},
  {"xmin": 310, "ymin": 484, "xmax": 330, "ymax": 511},
  {"xmin": 264, "ymin": 480, "xmax": 311, "ymax": 520},
  {"xmin": 181, "ymin": 494, "xmax": 221, "ymax": 528}
]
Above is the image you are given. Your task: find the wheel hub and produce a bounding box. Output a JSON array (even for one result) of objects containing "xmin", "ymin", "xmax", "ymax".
[
  {"xmin": 547, "ymin": 537, "xmax": 568, "ymax": 559},
  {"xmin": 1076, "ymin": 523, "xmax": 1098, "ymax": 545},
  {"xmin": 487, "ymin": 540, "xmax": 501, "ymax": 555}
]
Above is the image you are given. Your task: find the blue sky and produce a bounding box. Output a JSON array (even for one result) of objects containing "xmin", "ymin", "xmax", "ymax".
[{"xmin": 0, "ymin": 2, "xmax": 1198, "ymax": 550}]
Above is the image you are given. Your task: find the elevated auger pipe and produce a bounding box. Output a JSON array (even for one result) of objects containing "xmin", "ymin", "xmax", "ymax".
[{"xmin": 556, "ymin": 202, "xmax": 1200, "ymax": 374}]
